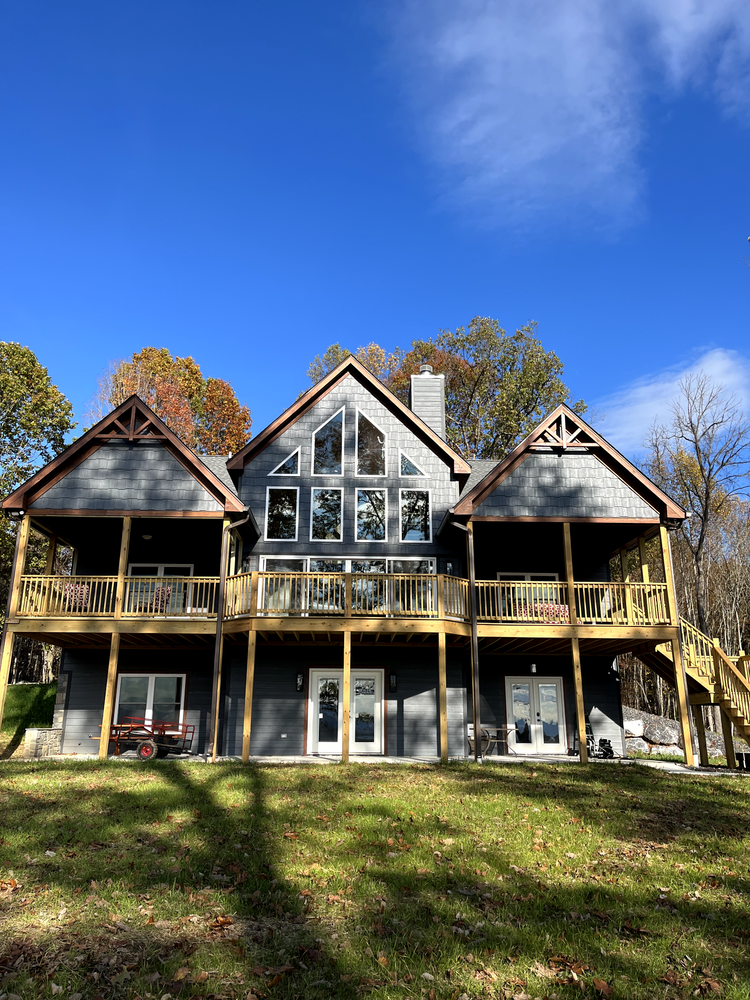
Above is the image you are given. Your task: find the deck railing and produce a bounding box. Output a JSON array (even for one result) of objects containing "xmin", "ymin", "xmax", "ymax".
[
  {"xmin": 18, "ymin": 575, "xmax": 118, "ymax": 617},
  {"xmin": 16, "ymin": 573, "xmax": 670, "ymax": 626}
]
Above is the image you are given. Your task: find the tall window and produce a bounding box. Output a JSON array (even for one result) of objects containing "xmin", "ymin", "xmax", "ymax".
[
  {"xmin": 356, "ymin": 489, "xmax": 387, "ymax": 541},
  {"xmin": 311, "ymin": 488, "xmax": 342, "ymax": 540},
  {"xmin": 356, "ymin": 412, "xmax": 386, "ymax": 476},
  {"xmin": 400, "ymin": 489, "xmax": 431, "ymax": 542},
  {"xmin": 265, "ymin": 487, "xmax": 298, "ymax": 540},
  {"xmin": 313, "ymin": 409, "xmax": 344, "ymax": 475}
]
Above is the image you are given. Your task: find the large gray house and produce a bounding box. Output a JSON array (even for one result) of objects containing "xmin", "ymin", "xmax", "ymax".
[{"xmin": 5, "ymin": 354, "xmax": 738, "ymax": 767}]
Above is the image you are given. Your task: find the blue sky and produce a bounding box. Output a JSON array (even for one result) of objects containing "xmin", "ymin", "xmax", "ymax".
[{"xmin": 1, "ymin": 0, "xmax": 748, "ymax": 457}]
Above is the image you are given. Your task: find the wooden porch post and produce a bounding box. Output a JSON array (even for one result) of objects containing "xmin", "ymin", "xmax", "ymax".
[
  {"xmin": 659, "ymin": 526, "xmax": 678, "ymax": 626},
  {"xmin": 99, "ymin": 633, "xmax": 120, "ymax": 759},
  {"xmin": 562, "ymin": 523, "xmax": 587, "ymax": 763},
  {"xmin": 692, "ymin": 705, "xmax": 709, "ymax": 767},
  {"xmin": 620, "ymin": 548, "xmax": 634, "ymax": 624},
  {"xmin": 242, "ymin": 630, "xmax": 256, "ymax": 762},
  {"xmin": 719, "ymin": 708, "xmax": 737, "ymax": 770},
  {"xmin": 638, "ymin": 536, "xmax": 650, "ymax": 583},
  {"xmin": 44, "ymin": 533, "xmax": 57, "ymax": 576},
  {"xmin": 114, "ymin": 517, "xmax": 132, "ymax": 620},
  {"xmin": 438, "ymin": 631, "xmax": 448, "ymax": 763},
  {"xmin": 466, "ymin": 522, "xmax": 482, "ymax": 762},
  {"xmin": 342, "ymin": 630, "xmax": 351, "ymax": 763},
  {"xmin": 672, "ymin": 638, "xmax": 695, "ymax": 767}
]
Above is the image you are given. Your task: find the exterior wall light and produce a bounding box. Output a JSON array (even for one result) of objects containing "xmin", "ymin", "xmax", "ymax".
[
  {"xmin": 530, "ymin": 663, "xmax": 537, "ymax": 674},
  {"xmin": 389, "ymin": 674, "xmax": 397, "ymax": 693},
  {"xmin": 296, "ymin": 672, "xmax": 304, "ymax": 692}
]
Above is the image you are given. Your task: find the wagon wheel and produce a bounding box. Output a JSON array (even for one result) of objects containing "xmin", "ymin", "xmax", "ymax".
[{"xmin": 136, "ymin": 739, "xmax": 158, "ymax": 761}]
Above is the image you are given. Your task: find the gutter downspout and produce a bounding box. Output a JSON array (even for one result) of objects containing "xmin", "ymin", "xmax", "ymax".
[
  {"xmin": 206, "ymin": 509, "xmax": 253, "ymax": 763},
  {"xmin": 452, "ymin": 520, "xmax": 482, "ymax": 763}
]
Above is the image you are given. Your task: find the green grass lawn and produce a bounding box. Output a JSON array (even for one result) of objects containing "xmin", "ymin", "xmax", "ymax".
[
  {"xmin": 0, "ymin": 682, "xmax": 56, "ymax": 759},
  {"xmin": 0, "ymin": 760, "xmax": 748, "ymax": 1000}
]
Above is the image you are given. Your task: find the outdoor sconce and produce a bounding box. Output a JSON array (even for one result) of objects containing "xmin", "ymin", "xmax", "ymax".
[
  {"xmin": 530, "ymin": 663, "xmax": 537, "ymax": 674},
  {"xmin": 296, "ymin": 672, "xmax": 304, "ymax": 692},
  {"xmin": 389, "ymin": 674, "xmax": 397, "ymax": 693}
]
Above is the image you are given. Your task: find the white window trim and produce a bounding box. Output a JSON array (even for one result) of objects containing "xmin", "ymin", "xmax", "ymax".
[
  {"xmin": 259, "ymin": 556, "xmax": 436, "ymax": 573},
  {"xmin": 264, "ymin": 485, "xmax": 299, "ymax": 542},
  {"xmin": 355, "ymin": 408, "xmax": 388, "ymax": 478},
  {"xmin": 309, "ymin": 486, "xmax": 343, "ymax": 542},
  {"xmin": 311, "ymin": 406, "xmax": 345, "ymax": 477},
  {"xmin": 355, "ymin": 488, "xmax": 388, "ymax": 543},
  {"xmin": 399, "ymin": 487, "xmax": 432, "ymax": 543},
  {"xmin": 398, "ymin": 449, "xmax": 427, "ymax": 478},
  {"xmin": 268, "ymin": 447, "xmax": 300, "ymax": 477},
  {"xmin": 113, "ymin": 673, "xmax": 186, "ymax": 730},
  {"xmin": 496, "ymin": 572, "xmax": 559, "ymax": 581},
  {"xmin": 128, "ymin": 563, "xmax": 194, "ymax": 576}
]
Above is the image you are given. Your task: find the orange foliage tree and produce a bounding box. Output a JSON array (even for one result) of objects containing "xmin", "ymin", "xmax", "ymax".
[{"xmin": 90, "ymin": 347, "xmax": 252, "ymax": 454}]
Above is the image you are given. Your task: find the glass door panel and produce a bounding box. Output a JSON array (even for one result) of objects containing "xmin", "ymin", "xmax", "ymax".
[
  {"xmin": 308, "ymin": 669, "xmax": 383, "ymax": 754},
  {"xmin": 505, "ymin": 677, "xmax": 567, "ymax": 754},
  {"xmin": 152, "ymin": 676, "xmax": 183, "ymax": 727},
  {"xmin": 317, "ymin": 676, "xmax": 340, "ymax": 748},
  {"xmin": 116, "ymin": 676, "xmax": 149, "ymax": 723}
]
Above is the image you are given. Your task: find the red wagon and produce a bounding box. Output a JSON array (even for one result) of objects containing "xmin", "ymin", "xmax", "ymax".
[{"xmin": 107, "ymin": 717, "xmax": 195, "ymax": 760}]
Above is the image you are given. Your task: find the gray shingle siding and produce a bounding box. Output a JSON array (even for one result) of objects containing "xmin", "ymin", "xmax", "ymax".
[
  {"xmin": 409, "ymin": 372, "xmax": 446, "ymax": 439},
  {"xmin": 31, "ymin": 441, "xmax": 223, "ymax": 512},
  {"xmin": 472, "ymin": 452, "xmax": 658, "ymax": 519},
  {"xmin": 238, "ymin": 374, "xmax": 461, "ymax": 566}
]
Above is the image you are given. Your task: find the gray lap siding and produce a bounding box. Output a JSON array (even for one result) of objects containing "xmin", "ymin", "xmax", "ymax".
[{"xmin": 59, "ymin": 649, "xmax": 213, "ymax": 755}]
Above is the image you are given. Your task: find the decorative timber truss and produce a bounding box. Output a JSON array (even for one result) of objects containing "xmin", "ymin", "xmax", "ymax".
[{"xmin": 2, "ymin": 394, "xmax": 245, "ymax": 515}]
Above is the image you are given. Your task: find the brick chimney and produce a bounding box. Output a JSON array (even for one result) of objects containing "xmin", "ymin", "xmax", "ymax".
[{"xmin": 409, "ymin": 364, "xmax": 446, "ymax": 439}]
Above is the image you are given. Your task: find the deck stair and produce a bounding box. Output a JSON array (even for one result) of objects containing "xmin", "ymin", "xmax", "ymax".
[{"xmin": 636, "ymin": 618, "xmax": 750, "ymax": 753}]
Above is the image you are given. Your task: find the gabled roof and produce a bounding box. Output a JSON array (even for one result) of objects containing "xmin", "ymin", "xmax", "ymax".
[
  {"xmin": 452, "ymin": 404, "xmax": 685, "ymax": 521},
  {"xmin": 2, "ymin": 395, "xmax": 245, "ymax": 514},
  {"xmin": 227, "ymin": 355, "xmax": 472, "ymax": 476}
]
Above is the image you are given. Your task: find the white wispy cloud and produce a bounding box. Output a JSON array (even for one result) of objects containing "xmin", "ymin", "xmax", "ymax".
[
  {"xmin": 385, "ymin": 0, "xmax": 750, "ymax": 227},
  {"xmin": 593, "ymin": 348, "xmax": 750, "ymax": 457}
]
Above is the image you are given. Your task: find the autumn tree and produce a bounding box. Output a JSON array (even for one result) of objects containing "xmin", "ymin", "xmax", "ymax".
[
  {"xmin": 306, "ymin": 318, "xmax": 585, "ymax": 460},
  {"xmin": 90, "ymin": 347, "xmax": 252, "ymax": 454},
  {"xmin": 644, "ymin": 373, "xmax": 750, "ymax": 636},
  {"xmin": 1, "ymin": 343, "xmax": 76, "ymax": 677}
]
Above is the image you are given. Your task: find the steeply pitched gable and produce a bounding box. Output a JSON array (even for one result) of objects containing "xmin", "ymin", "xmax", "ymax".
[
  {"xmin": 227, "ymin": 356, "xmax": 471, "ymax": 477},
  {"xmin": 2, "ymin": 396, "xmax": 245, "ymax": 514},
  {"xmin": 453, "ymin": 405, "xmax": 684, "ymax": 522}
]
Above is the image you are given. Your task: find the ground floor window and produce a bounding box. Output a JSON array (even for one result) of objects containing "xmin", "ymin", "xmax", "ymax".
[{"xmin": 114, "ymin": 674, "xmax": 186, "ymax": 728}]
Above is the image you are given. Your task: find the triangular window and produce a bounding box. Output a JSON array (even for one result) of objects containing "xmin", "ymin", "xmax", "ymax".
[
  {"xmin": 269, "ymin": 449, "xmax": 299, "ymax": 476},
  {"xmin": 400, "ymin": 451, "xmax": 426, "ymax": 477}
]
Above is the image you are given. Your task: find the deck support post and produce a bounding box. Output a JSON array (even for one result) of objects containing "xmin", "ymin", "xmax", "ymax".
[
  {"xmin": 466, "ymin": 522, "xmax": 482, "ymax": 762},
  {"xmin": 0, "ymin": 630, "xmax": 16, "ymax": 732},
  {"xmin": 438, "ymin": 631, "xmax": 448, "ymax": 763},
  {"xmin": 719, "ymin": 704, "xmax": 737, "ymax": 770},
  {"xmin": 0, "ymin": 515, "xmax": 31, "ymax": 728},
  {"xmin": 99, "ymin": 633, "xmax": 120, "ymax": 759},
  {"xmin": 692, "ymin": 705, "xmax": 709, "ymax": 767},
  {"xmin": 242, "ymin": 630, "xmax": 256, "ymax": 762},
  {"xmin": 570, "ymin": 637, "xmax": 588, "ymax": 764},
  {"xmin": 672, "ymin": 638, "xmax": 695, "ymax": 767},
  {"xmin": 342, "ymin": 630, "xmax": 351, "ymax": 763},
  {"xmin": 659, "ymin": 526, "xmax": 678, "ymax": 626},
  {"xmin": 563, "ymin": 524, "xmax": 587, "ymax": 763}
]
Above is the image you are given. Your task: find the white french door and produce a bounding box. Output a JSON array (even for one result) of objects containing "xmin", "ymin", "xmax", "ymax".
[
  {"xmin": 505, "ymin": 676, "xmax": 567, "ymax": 754},
  {"xmin": 308, "ymin": 668, "xmax": 384, "ymax": 754}
]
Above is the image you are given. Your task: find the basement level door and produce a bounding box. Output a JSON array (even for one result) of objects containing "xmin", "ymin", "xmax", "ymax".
[
  {"xmin": 308, "ymin": 669, "xmax": 384, "ymax": 754},
  {"xmin": 504, "ymin": 676, "xmax": 567, "ymax": 755}
]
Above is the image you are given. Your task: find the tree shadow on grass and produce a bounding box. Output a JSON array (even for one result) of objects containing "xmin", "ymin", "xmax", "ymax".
[
  {"xmin": 0, "ymin": 759, "xmax": 361, "ymax": 999},
  {"xmin": 1, "ymin": 759, "xmax": 748, "ymax": 999}
]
